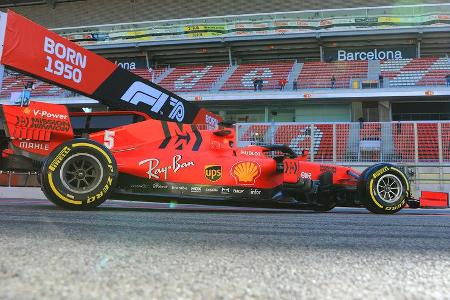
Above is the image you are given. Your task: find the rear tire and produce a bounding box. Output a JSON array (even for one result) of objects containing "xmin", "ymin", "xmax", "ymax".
[
  {"xmin": 40, "ymin": 139, "xmax": 118, "ymax": 210},
  {"xmin": 358, "ymin": 163, "xmax": 410, "ymax": 214}
]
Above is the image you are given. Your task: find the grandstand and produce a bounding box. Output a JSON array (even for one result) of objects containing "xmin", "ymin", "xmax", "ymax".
[
  {"xmin": 5, "ymin": 0, "xmax": 449, "ymax": 28},
  {"xmin": 220, "ymin": 61, "xmax": 294, "ymax": 91},
  {"xmin": 296, "ymin": 61, "xmax": 368, "ymax": 89},
  {"xmin": 0, "ymin": 2, "xmax": 449, "ymax": 123},
  {"xmin": 4, "ymin": 57, "xmax": 449, "ymax": 124},
  {"xmin": 158, "ymin": 64, "xmax": 229, "ymax": 92}
]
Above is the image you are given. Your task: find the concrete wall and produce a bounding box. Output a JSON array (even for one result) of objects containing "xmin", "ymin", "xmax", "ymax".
[{"xmin": 295, "ymin": 104, "xmax": 351, "ymax": 122}]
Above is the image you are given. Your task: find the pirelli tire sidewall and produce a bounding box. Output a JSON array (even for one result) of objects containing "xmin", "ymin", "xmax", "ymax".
[
  {"xmin": 40, "ymin": 139, "xmax": 118, "ymax": 210},
  {"xmin": 358, "ymin": 163, "xmax": 410, "ymax": 214}
]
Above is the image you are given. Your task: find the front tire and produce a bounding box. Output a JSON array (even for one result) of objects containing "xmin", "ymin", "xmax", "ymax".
[
  {"xmin": 41, "ymin": 139, "xmax": 118, "ymax": 210},
  {"xmin": 358, "ymin": 163, "xmax": 410, "ymax": 214}
]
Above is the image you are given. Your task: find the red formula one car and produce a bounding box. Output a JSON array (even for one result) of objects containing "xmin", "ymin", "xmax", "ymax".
[
  {"xmin": 0, "ymin": 11, "xmax": 413, "ymax": 214},
  {"xmin": 0, "ymin": 101, "xmax": 412, "ymax": 214}
]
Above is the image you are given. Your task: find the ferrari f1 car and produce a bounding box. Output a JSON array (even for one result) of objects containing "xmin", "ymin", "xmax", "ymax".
[
  {"xmin": 0, "ymin": 11, "xmax": 412, "ymax": 214},
  {"xmin": 0, "ymin": 101, "xmax": 412, "ymax": 214}
]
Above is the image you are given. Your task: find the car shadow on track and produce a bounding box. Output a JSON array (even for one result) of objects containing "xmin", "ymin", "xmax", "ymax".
[{"xmin": 1, "ymin": 198, "xmax": 449, "ymax": 216}]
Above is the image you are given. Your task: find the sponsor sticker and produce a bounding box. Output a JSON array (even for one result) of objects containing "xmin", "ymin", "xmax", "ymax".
[
  {"xmin": 49, "ymin": 146, "xmax": 71, "ymax": 171},
  {"xmin": 221, "ymin": 187, "xmax": 230, "ymax": 194},
  {"xmin": 300, "ymin": 172, "xmax": 312, "ymax": 179},
  {"xmin": 15, "ymin": 116, "xmax": 71, "ymax": 132},
  {"xmin": 190, "ymin": 186, "xmax": 202, "ymax": 193},
  {"xmin": 32, "ymin": 109, "xmax": 68, "ymax": 120},
  {"xmin": 31, "ymin": 118, "xmax": 70, "ymax": 131},
  {"xmin": 152, "ymin": 182, "xmax": 169, "ymax": 190},
  {"xmin": 130, "ymin": 184, "xmax": 153, "ymax": 189},
  {"xmin": 250, "ymin": 189, "xmax": 262, "ymax": 196},
  {"xmin": 240, "ymin": 150, "xmax": 262, "ymax": 156},
  {"xmin": 231, "ymin": 161, "xmax": 261, "ymax": 185},
  {"xmin": 171, "ymin": 185, "xmax": 188, "ymax": 191},
  {"xmin": 205, "ymin": 187, "xmax": 219, "ymax": 193},
  {"xmin": 19, "ymin": 141, "xmax": 49, "ymax": 151},
  {"xmin": 372, "ymin": 166, "xmax": 390, "ymax": 179},
  {"xmin": 139, "ymin": 154, "xmax": 194, "ymax": 180},
  {"xmin": 205, "ymin": 165, "xmax": 222, "ymax": 182},
  {"xmin": 205, "ymin": 114, "xmax": 219, "ymax": 130},
  {"xmin": 232, "ymin": 188, "xmax": 245, "ymax": 194}
]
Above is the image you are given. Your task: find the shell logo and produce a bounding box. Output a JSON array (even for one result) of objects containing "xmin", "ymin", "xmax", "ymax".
[{"xmin": 231, "ymin": 161, "xmax": 261, "ymax": 185}]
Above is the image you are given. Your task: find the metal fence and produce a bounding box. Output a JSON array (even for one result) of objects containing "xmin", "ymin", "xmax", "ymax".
[{"xmin": 236, "ymin": 121, "xmax": 450, "ymax": 164}]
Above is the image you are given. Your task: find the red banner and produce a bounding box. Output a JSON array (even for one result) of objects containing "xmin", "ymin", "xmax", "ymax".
[{"xmin": 1, "ymin": 10, "xmax": 116, "ymax": 94}]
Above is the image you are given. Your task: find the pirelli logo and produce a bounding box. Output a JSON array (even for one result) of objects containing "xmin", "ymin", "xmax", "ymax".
[
  {"xmin": 372, "ymin": 166, "xmax": 389, "ymax": 179},
  {"xmin": 49, "ymin": 146, "xmax": 71, "ymax": 171}
]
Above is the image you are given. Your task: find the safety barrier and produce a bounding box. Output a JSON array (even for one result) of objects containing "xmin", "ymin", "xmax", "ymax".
[{"xmin": 236, "ymin": 121, "xmax": 450, "ymax": 164}]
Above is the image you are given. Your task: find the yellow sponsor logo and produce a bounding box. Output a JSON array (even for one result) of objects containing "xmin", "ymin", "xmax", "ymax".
[
  {"xmin": 231, "ymin": 162, "xmax": 261, "ymax": 185},
  {"xmin": 372, "ymin": 166, "xmax": 389, "ymax": 179},
  {"xmin": 184, "ymin": 25, "xmax": 225, "ymax": 32},
  {"xmin": 205, "ymin": 165, "xmax": 222, "ymax": 182},
  {"xmin": 384, "ymin": 200, "xmax": 406, "ymax": 211},
  {"xmin": 49, "ymin": 146, "xmax": 71, "ymax": 171},
  {"xmin": 378, "ymin": 16, "xmax": 401, "ymax": 23}
]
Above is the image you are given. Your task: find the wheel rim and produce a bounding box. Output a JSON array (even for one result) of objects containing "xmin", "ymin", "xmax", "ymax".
[
  {"xmin": 60, "ymin": 153, "xmax": 103, "ymax": 194},
  {"xmin": 376, "ymin": 173, "xmax": 403, "ymax": 204}
]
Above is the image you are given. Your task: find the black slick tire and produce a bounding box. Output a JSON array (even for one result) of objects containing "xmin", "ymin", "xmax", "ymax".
[
  {"xmin": 40, "ymin": 138, "xmax": 118, "ymax": 210},
  {"xmin": 357, "ymin": 163, "xmax": 410, "ymax": 214}
]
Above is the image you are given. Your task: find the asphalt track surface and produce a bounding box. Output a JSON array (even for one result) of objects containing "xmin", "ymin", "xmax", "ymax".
[{"xmin": 0, "ymin": 198, "xmax": 449, "ymax": 300}]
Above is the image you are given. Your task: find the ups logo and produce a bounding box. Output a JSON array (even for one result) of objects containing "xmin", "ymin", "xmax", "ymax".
[{"xmin": 205, "ymin": 165, "xmax": 222, "ymax": 182}]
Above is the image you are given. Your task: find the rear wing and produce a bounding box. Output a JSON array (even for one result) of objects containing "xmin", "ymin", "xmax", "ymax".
[{"xmin": 0, "ymin": 10, "xmax": 220, "ymax": 128}]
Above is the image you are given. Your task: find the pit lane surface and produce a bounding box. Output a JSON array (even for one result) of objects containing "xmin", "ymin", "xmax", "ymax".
[{"xmin": 0, "ymin": 198, "xmax": 449, "ymax": 300}]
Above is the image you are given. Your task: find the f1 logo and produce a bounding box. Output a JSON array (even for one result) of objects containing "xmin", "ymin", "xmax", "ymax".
[
  {"xmin": 169, "ymin": 98, "xmax": 185, "ymax": 122},
  {"xmin": 121, "ymin": 81, "xmax": 185, "ymax": 122}
]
